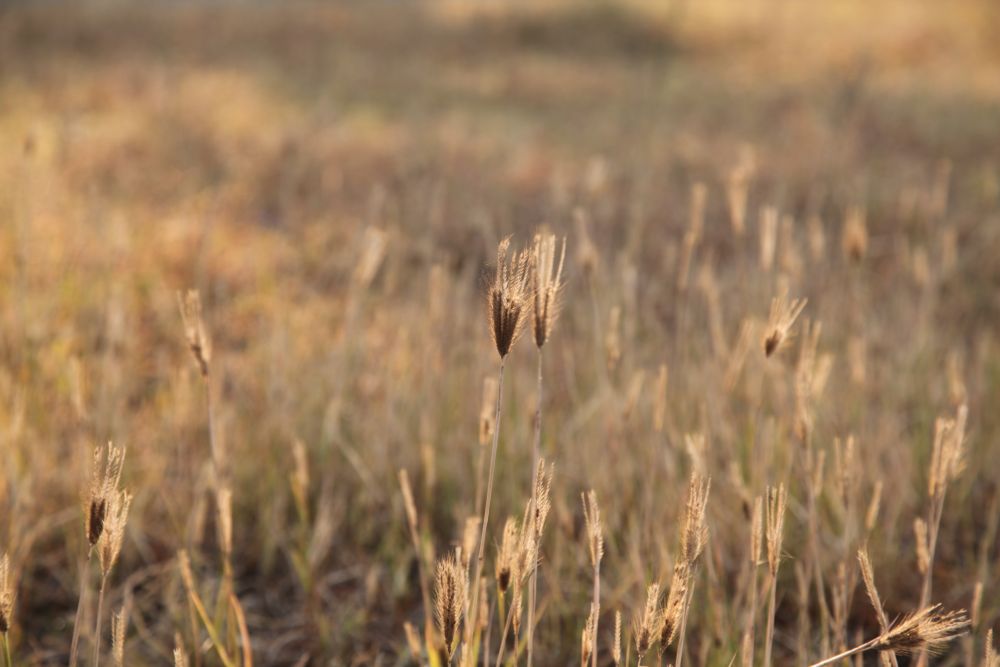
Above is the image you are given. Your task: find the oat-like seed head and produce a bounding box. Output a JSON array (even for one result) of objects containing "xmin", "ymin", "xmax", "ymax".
[
  {"xmin": 87, "ymin": 442, "xmax": 127, "ymax": 548},
  {"xmin": 633, "ymin": 583, "xmax": 660, "ymax": 658},
  {"xmin": 681, "ymin": 474, "xmax": 711, "ymax": 566},
  {"xmin": 874, "ymin": 605, "xmax": 968, "ymax": 654},
  {"xmin": 764, "ymin": 293, "xmax": 807, "ymax": 357},
  {"xmin": 532, "ymin": 459, "xmax": 554, "ymax": 539},
  {"xmin": 532, "ymin": 232, "xmax": 566, "ymax": 348},
  {"xmin": 765, "ymin": 484, "xmax": 787, "ymax": 576},
  {"xmin": 177, "ymin": 290, "xmax": 211, "ymax": 376},
  {"xmin": 496, "ymin": 517, "xmax": 519, "ymax": 594},
  {"xmin": 929, "ymin": 404, "xmax": 968, "ymax": 499},
  {"xmin": 434, "ymin": 550, "xmax": 468, "ymax": 660},
  {"xmin": 658, "ymin": 561, "xmax": 689, "ymax": 653},
  {"xmin": 98, "ymin": 490, "xmax": 133, "ymax": 578},
  {"xmin": 488, "ymin": 238, "xmax": 532, "ymax": 358},
  {"xmin": 582, "ymin": 490, "xmax": 604, "ymax": 569},
  {"xmin": 112, "ymin": 607, "xmax": 127, "ymax": 667}
]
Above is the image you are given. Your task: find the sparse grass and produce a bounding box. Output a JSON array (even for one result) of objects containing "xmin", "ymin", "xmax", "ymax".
[{"xmin": 0, "ymin": 0, "xmax": 998, "ymax": 664}]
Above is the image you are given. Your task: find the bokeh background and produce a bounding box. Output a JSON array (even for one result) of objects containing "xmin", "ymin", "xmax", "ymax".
[{"xmin": 1, "ymin": 0, "xmax": 999, "ymax": 664}]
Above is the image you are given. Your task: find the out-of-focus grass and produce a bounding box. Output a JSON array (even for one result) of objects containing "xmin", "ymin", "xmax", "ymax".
[{"xmin": 0, "ymin": 0, "xmax": 999, "ymax": 664}]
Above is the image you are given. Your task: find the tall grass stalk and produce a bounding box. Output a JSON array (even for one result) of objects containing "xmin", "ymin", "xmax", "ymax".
[
  {"xmin": 467, "ymin": 358, "xmax": 505, "ymax": 650},
  {"xmin": 527, "ymin": 349, "xmax": 542, "ymax": 667}
]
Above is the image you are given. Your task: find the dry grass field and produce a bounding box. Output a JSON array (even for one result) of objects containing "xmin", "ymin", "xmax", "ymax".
[{"xmin": 1, "ymin": 0, "xmax": 1000, "ymax": 665}]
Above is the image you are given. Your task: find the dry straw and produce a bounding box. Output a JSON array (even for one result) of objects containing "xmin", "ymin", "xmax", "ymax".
[
  {"xmin": 582, "ymin": 490, "xmax": 603, "ymax": 667},
  {"xmin": 0, "ymin": 555, "xmax": 13, "ymax": 667},
  {"xmin": 764, "ymin": 484, "xmax": 787, "ymax": 667}
]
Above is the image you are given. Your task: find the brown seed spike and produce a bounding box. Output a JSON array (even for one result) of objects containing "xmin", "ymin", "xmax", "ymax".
[
  {"xmin": 633, "ymin": 583, "xmax": 660, "ymax": 659},
  {"xmin": 434, "ymin": 550, "xmax": 468, "ymax": 660},
  {"xmin": 496, "ymin": 517, "xmax": 519, "ymax": 594},
  {"xmin": 488, "ymin": 238, "xmax": 532, "ymax": 359},
  {"xmin": 87, "ymin": 497, "xmax": 107, "ymax": 547},
  {"xmin": 86, "ymin": 442, "xmax": 127, "ymax": 550},
  {"xmin": 532, "ymin": 232, "xmax": 566, "ymax": 348},
  {"xmin": 763, "ymin": 293, "xmax": 807, "ymax": 357}
]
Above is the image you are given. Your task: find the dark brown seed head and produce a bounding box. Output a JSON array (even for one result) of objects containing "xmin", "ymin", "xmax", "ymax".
[
  {"xmin": 87, "ymin": 497, "xmax": 107, "ymax": 546},
  {"xmin": 487, "ymin": 238, "xmax": 531, "ymax": 359},
  {"xmin": 764, "ymin": 332, "xmax": 780, "ymax": 357}
]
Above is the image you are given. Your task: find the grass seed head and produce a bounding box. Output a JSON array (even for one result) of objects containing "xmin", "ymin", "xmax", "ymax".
[
  {"xmin": 765, "ymin": 484, "xmax": 787, "ymax": 575},
  {"xmin": 488, "ymin": 237, "xmax": 532, "ymax": 359},
  {"xmin": 98, "ymin": 490, "xmax": 133, "ymax": 578},
  {"xmin": 658, "ymin": 561, "xmax": 689, "ymax": 653},
  {"xmin": 532, "ymin": 232, "xmax": 566, "ymax": 348},
  {"xmin": 177, "ymin": 290, "xmax": 211, "ymax": 377},
  {"xmin": 112, "ymin": 607, "xmax": 127, "ymax": 667},
  {"xmin": 633, "ymin": 583, "xmax": 660, "ymax": 658},
  {"xmin": 496, "ymin": 517, "xmax": 519, "ymax": 594},
  {"xmin": 874, "ymin": 605, "xmax": 968, "ymax": 655},
  {"xmin": 681, "ymin": 474, "xmax": 711, "ymax": 566},
  {"xmin": 532, "ymin": 458, "xmax": 554, "ymax": 539},
  {"xmin": 434, "ymin": 549, "xmax": 468, "ymax": 660},
  {"xmin": 764, "ymin": 293, "xmax": 807, "ymax": 357},
  {"xmin": 582, "ymin": 490, "xmax": 604, "ymax": 569},
  {"xmin": 87, "ymin": 442, "xmax": 126, "ymax": 549}
]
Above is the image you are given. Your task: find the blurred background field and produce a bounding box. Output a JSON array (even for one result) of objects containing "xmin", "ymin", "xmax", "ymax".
[{"xmin": 1, "ymin": 0, "xmax": 1000, "ymax": 664}]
